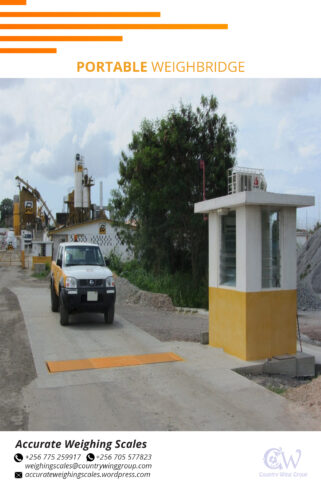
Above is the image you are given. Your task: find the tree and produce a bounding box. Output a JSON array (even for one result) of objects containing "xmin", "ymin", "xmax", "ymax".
[
  {"xmin": 108, "ymin": 95, "xmax": 237, "ymax": 281},
  {"xmin": 0, "ymin": 198, "xmax": 13, "ymax": 226}
]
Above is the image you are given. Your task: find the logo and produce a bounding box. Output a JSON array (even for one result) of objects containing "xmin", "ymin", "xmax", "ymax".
[
  {"xmin": 260, "ymin": 447, "xmax": 307, "ymax": 478},
  {"xmin": 14, "ymin": 453, "xmax": 23, "ymax": 463},
  {"xmin": 86, "ymin": 453, "xmax": 95, "ymax": 462},
  {"xmin": 24, "ymin": 200, "xmax": 34, "ymax": 214},
  {"xmin": 89, "ymin": 280, "xmax": 95, "ymax": 286},
  {"xmin": 264, "ymin": 447, "xmax": 301, "ymax": 470},
  {"xmin": 15, "ymin": 472, "xmax": 23, "ymax": 479}
]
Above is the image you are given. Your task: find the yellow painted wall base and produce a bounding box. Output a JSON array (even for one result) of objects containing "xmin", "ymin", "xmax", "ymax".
[
  {"xmin": 209, "ymin": 287, "xmax": 297, "ymax": 361},
  {"xmin": 32, "ymin": 256, "xmax": 52, "ymax": 269}
]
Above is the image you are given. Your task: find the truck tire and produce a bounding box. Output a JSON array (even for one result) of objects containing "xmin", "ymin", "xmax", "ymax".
[
  {"xmin": 51, "ymin": 281, "xmax": 59, "ymax": 312},
  {"xmin": 59, "ymin": 292, "xmax": 69, "ymax": 326},
  {"xmin": 104, "ymin": 303, "xmax": 115, "ymax": 324}
]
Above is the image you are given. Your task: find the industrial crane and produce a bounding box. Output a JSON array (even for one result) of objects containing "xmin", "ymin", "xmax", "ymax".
[{"xmin": 15, "ymin": 176, "xmax": 57, "ymax": 228}]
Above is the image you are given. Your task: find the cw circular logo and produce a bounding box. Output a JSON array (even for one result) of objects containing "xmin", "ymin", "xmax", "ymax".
[
  {"xmin": 263, "ymin": 447, "xmax": 302, "ymax": 470},
  {"xmin": 264, "ymin": 447, "xmax": 283, "ymax": 470}
]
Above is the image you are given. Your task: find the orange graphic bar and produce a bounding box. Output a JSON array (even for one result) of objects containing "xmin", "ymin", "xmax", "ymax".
[
  {"xmin": 47, "ymin": 352, "xmax": 183, "ymax": 373},
  {"xmin": 0, "ymin": 0, "xmax": 26, "ymax": 4},
  {"xmin": 0, "ymin": 36, "xmax": 122, "ymax": 41},
  {"xmin": 0, "ymin": 23, "xmax": 228, "ymax": 30},
  {"xmin": 0, "ymin": 12, "xmax": 161, "ymax": 18},
  {"xmin": 0, "ymin": 47, "xmax": 57, "ymax": 53}
]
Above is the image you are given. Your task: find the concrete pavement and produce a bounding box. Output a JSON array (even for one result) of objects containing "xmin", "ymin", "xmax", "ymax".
[{"xmin": 9, "ymin": 284, "xmax": 321, "ymax": 431}]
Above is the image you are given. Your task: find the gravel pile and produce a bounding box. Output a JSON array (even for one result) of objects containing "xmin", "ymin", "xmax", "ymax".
[
  {"xmin": 297, "ymin": 228, "xmax": 321, "ymax": 310},
  {"xmin": 285, "ymin": 376, "xmax": 321, "ymax": 421},
  {"xmin": 297, "ymin": 281, "xmax": 321, "ymax": 311},
  {"xmin": 115, "ymin": 275, "xmax": 175, "ymax": 311}
]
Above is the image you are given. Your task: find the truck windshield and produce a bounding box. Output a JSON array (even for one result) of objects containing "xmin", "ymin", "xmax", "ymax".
[{"xmin": 64, "ymin": 246, "xmax": 105, "ymax": 267}]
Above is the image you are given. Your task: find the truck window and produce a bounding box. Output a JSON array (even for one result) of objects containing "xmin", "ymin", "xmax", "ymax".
[
  {"xmin": 64, "ymin": 246, "xmax": 104, "ymax": 267},
  {"xmin": 56, "ymin": 246, "xmax": 63, "ymax": 263}
]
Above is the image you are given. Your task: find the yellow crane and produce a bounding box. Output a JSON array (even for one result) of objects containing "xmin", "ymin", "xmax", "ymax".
[{"xmin": 15, "ymin": 176, "xmax": 57, "ymax": 228}]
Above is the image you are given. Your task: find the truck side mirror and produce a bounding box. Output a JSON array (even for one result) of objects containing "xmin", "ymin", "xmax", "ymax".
[
  {"xmin": 105, "ymin": 258, "xmax": 110, "ymax": 267},
  {"xmin": 57, "ymin": 258, "xmax": 62, "ymax": 268}
]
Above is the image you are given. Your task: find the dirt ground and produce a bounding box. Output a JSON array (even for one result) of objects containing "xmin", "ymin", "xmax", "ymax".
[
  {"xmin": 285, "ymin": 376, "xmax": 321, "ymax": 421},
  {"xmin": 242, "ymin": 368, "xmax": 321, "ymax": 422},
  {"xmin": 117, "ymin": 304, "xmax": 208, "ymax": 342},
  {"xmin": 115, "ymin": 275, "xmax": 208, "ymax": 342},
  {"xmin": 0, "ymin": 267, "xmax": 39, "ymax": 429}
]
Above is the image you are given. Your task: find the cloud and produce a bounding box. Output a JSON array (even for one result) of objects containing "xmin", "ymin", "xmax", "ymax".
[
  {"xmin": 0, "ymin": 79, "xmax": 24, "ymax": 90},
  {"xmin": 30, "ymin": 148, "xmax": 53, "ymax": 169},
  {"xmin": 298, "ymin": 144, "xmax": 319, "ymax": 158},
  {"xmin": 0, "ymin": 78, "xmax": 320, "ymax": 219},
  {"xmin": 0, "ymin": 114, "xmax": 28, "ymax": 146},
  {"xmin": 273, "ymin": 79, "xmax": 321, "ymax": 104}
]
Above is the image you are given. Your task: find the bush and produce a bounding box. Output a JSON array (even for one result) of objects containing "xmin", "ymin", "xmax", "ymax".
[
  {"xmin": 107, "ymin": 252, "xmax": 124, "ymax": 274},
  {"xmin": 32, "ymin": 263, "xmax": 50, "ymax": 279},
  {"xmin": 109, "ymin": 253, "xmax": 208, "ymax": 308}
]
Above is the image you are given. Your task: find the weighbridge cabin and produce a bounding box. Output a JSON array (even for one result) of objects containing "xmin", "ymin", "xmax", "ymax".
[{"xmin": 194, "ymin": 172, "xmax": 314, "ymax": 361}]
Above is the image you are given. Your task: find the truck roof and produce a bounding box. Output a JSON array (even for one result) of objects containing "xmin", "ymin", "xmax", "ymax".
[{"xmin": 61, "ymin": 242, "xmax": 101, "ymax": 248}]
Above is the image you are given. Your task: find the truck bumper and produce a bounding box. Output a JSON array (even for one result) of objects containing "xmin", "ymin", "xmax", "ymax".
[{"xmin": 61, "ymin": 287, "xmax": 116, "ymax": 314}]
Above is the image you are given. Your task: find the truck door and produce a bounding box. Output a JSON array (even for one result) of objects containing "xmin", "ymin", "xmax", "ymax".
[{"xmin": 54, "ymin": 246, "xmax": 63, "ymax": 294}]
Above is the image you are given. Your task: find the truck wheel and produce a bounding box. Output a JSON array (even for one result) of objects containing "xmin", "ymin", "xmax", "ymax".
[
  {"xmin": 51, "ymin": 281, "xmax": 59, "ymax": 312},
  {"xmin": 59, "ymin": 292, "xmax": 69, "ymax": 326},
  {"xmin": 104, "ymin": 303, "xmax": 115, "ymax": 324}
]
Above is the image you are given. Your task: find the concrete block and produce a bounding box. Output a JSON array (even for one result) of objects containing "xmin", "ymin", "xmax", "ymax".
[
  {"xmin": 263, "ymin": 352, "xmax": 315, "ymax": 377},
  {"xmin": 200, "ymin": 332, "xmax": 209, "ymax": 345},
  {"xmin": 34, "ymin": 263, "xmax": 46, "ymax": 273},
  {"xmin": 296, "ymin": 352, "xmax": 315, "ymax": 377},
  {"xmin": 263, "ymin": 355, "xmax": 297, "ymax": 377}
]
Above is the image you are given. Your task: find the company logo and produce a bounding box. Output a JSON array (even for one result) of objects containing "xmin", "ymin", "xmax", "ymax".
[
  {"xmin": 259, "ymin": 447, "xmax": 307, "ymax": 478},
  {"xmin": 89, "ymin": 280, "xmax": 95, "ymax": 286},
  {"xmin": 264, "ymin": 447, "xmax": 301, "ymax": 470}
]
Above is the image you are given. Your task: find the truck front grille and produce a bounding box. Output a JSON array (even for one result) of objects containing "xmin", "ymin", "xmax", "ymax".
[{"xmin": 79, "ymin": 279, "xmax": 104, "ymax": 287}]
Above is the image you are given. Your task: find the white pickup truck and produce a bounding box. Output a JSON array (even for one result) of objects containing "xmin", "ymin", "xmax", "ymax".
[{"xmin": 50, "ymin": 242, "xmax": 116, "ymax": 326}]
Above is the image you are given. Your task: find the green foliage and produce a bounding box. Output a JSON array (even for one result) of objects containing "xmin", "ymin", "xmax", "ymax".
[
  {"xmin": 310, "ymin": 221, "xmax": 321, "ymax": 234},
  {"xmin": 108, "ymin": 95, "xmax": 237, "ymax": 306},
  {"xmin": 0, "ymin": 198, "xmax": 13, "ymax": 226},
  {"xmin": 107, "ymin": 251, "xmax": 124, "ymax": 273},
  {"xmin": 111, "ymin": 255, "xmax": 208, "ymax": 308},
  {"xmin": 32, "ymin": 263, "xmax": 50, "ymax": 279},
  {"xmin": 267, "ymin": 385, "xmax": 287, "ymax": 395}
]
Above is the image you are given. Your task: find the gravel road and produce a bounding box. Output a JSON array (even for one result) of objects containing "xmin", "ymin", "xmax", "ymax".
[{"xmin": 0, "ymin": 267, "xmax": 37, "ymax": 430}]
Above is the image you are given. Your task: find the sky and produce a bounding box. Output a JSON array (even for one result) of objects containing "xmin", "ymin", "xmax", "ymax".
[{"xmin": 0, "ymin": 78, "xmax": 320, "ymax": 228}]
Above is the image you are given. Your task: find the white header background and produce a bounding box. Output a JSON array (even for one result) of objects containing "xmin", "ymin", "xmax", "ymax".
[
  {"xmin": 0, "ymin": 0, "xmax": 319, "ymax": 77},
  {"xmin": 0, "ymin": 2, "xmax": 320, "ymax": 492}
]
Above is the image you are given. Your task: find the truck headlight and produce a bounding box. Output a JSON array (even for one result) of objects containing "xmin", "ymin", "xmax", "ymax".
[
  {"xmin": 106, "ymin": 276, "xmax": 115, "ymax": 287},
  {"xmin": 65, "ymin": 277, "xmax": 77, "ymax": 289}
]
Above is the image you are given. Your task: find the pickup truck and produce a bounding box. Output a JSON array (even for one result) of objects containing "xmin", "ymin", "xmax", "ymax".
[{"xmin": 50, "ymin": 242, "xmax": 116, "ymax": 326}]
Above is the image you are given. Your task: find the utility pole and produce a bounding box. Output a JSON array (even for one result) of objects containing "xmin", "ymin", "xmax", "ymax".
[{"xmin": 200, "ymin": 159, "xmax": 207, "ymax": 221}]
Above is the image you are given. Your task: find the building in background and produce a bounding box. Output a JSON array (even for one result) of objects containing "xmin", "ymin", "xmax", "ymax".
[{"xmin": 50, "ymin": 215, "xmax": 134, "ymax": 261}]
